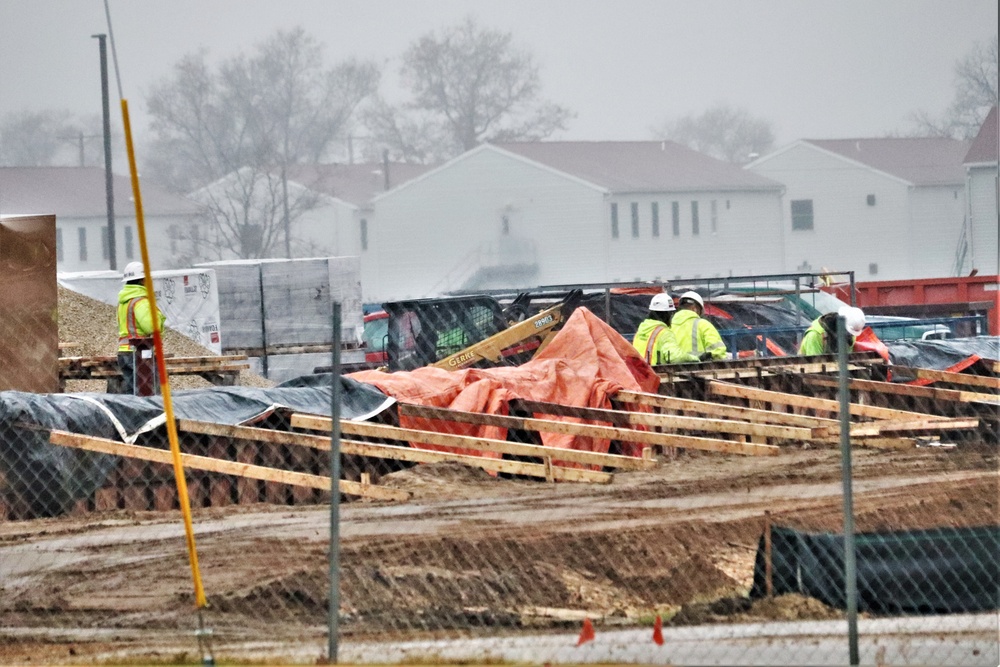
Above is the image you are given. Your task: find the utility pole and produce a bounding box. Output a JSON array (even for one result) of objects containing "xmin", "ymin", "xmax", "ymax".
[{"xmin": 92, "ymin": 33, "xmax": 116, "ymax": 270}]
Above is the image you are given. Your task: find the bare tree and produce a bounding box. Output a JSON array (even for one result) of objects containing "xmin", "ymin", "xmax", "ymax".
[
  {"xmin": 362, "ymin": 17, "xmax": 573, "ymax": 162},
  {"xmin": 653, "ymin": 103, "xmax": 776, "ymax": 164},
  {"xmin": 174, "ymin": 166, "xmax": 320, "ymax": 265},
  {"xmin": 145, "ymin": 28, "xmax": 379, "ymax": 258},
  {"xmin": 909, "ymin": 35, "xmax": 998, "ymax": 139}
]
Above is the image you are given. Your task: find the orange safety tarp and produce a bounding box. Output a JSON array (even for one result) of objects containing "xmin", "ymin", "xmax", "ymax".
[{"xmin": 349, "ymin": 307, "xmax": 660, "ymax": 460}]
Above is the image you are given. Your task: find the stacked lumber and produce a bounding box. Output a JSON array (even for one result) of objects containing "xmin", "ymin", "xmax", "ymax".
[{"xmin": 59, "ymin": 354, "xmax": 250, "ymax": 388}]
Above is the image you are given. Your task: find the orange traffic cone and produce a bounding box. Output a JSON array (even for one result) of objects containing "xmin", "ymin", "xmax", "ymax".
[
  {"xmin": 576, "ymin": 617, "xmax": 595, "ymax": 646},
  {"xmin": 652, "ymin": 615, "xmax": 664, "ymax": 645}
]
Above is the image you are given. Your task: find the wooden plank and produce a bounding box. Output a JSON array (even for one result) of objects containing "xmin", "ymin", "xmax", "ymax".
[
  {"xmin": 396, "ymin": 404, "xmax": 657, "ymax": 469},
  {"xmin": 47, "ymin": 430, "xmax": 409, "ymax": 502},
  {"xmin": 177, "ymin": 419, "xmax": 610, "ymax": 484},
  {"xmin": 708, "ymin": 381, "xmax": 933, "ymax": 421},
  {"xmin": 658, "ymin": 361, "xmax": 867, "ymax": 382},
  {"xmin": 292, "ymin": 412, "xmax": 779, "ymax": 457},
  {"xmin": 801, "ymin": 375, "xmax": 999, "ymax": 405},
  {"xmin": 892, "ymin": 367, "xmax": 1000, "ymax": 391},
  {"xmin": 508, "ymin": 398, "xmax": 811, "ymax": 441},
  {"xmin": 614, "ymin": 390, "xmax": 839, "ymax": 429}
]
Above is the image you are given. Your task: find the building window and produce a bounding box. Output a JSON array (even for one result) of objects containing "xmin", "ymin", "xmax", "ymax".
[
  {"xmin": 869, "ymin": 263, "xmax": 878, "ymax": 275},
  {"xmin": 56, "ymin": 228, "xmax": 63, "ymax": 263},
  {"xmin": 610, "ymin": 203, "xmax": 619, "ymax": 239},
  {"xmin": 651, "ymin": 202, "xmax": 659, "ymax": 238},
  {"xmin": 630, "ymin": 202, "xmax": 639, "ymax": 238},
  {"xmin": 360, "ymin": 218, "xmax": 368, "ymax": 251},
  {"xmin": 710, "ymin": 200, "xmax": 718, "ymax": 234},
  {"xmin": 671, "ymin": 201, "xmax": 680, "ymax": 236},
  {"xmin": 124, "ymin": 226, "xmax": 134, "ymax": 259},
  {"xmin": 691, "ymin": 201, "xmax": 700, "ymax": 236},
  {"xmin": 866, "ymin": 194, "xmax": 876, "ymax": 206},
  {"xmin": 78, "ymin": 227, "xmax": 87, "ymax": 262},
  {"xmin": 791, "ymin": 199, "xmax": 814, "ymax": 231},
  {"xmin": 501, "ymin": 215, "xmax": 510, "ymax": 235},
  {"xmin": 101, "ymin": 226, "xmax": 110, "ymax": 260}
]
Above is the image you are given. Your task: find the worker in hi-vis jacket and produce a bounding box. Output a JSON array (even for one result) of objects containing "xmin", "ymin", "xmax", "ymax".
[
  {"xmin": 798, "ymin": 306, "xmax": 866, "ymax": 356},
  {"xmin": 671, "ymin": 291, "xmax": 729, "ymax": 361},
  {"xmin": 116, "ymin": 262, "xmax": 165, "ymax": 394},
  {"xmin": 632, "ymin": 294, "xmax": 700, "ymax": 365}
]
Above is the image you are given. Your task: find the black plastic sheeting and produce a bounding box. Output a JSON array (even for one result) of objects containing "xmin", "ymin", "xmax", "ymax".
[
  {"xmin": 887, "ymin": 337, "xmax": 1000, "ymax": 378},
  {"xmin": 0, "ymin": 375, "xmax": 394, "ymax": 518},
  {"xmin": 751, "ymin": 525, "xmax": 1000, "ymax": 614}
]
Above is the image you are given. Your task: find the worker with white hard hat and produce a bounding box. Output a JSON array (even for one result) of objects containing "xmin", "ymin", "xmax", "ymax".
[
  {"xmin": 632, "ymin": 293, "xmax": 700, "ymax": 365},
  {"xmin": 671, "ymin": 291, "xmax": 728, "ymax": 362},
  {"xmin": 115, "ymin": 262, "xmax": 165, "ymax": 394},
  {"xmin": 798, "ymin": 305, "xmax": 866, "ymax": 356}
]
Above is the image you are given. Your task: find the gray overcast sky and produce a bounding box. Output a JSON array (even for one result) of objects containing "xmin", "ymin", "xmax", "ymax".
[{"xmin": 1, "ymin": 0, "xmax": 996, "ymax": 149}]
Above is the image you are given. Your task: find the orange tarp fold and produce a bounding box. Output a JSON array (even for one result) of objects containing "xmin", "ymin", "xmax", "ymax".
[{"xmin": 350, "ymin": 308, "xmax": 660, "ymax": 462}]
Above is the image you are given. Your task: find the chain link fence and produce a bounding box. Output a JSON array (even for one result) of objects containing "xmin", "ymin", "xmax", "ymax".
[{"xmin": 1, "ymin": 256, "xmax": 998, "ymax": 665}]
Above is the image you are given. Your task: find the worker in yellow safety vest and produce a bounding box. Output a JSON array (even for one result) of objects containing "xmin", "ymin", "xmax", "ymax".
[
  {"xmin": 632, "ymin": 294, "xmax": 700, "ymax": 365},
  {"xmin": 798, "ymin": 306, "xmax": 866, "ymax": 356},
  {"xmin": 671, "ymin": 291, "xmax": 729, "ymax": 361},
  {"xmin": 116, "ymin": 262, "xmax": 165, "ymax": 394}
]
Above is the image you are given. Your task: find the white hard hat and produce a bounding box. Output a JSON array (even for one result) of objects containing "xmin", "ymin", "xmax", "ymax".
[
  {"xmin": 838, "ymin": 305, "xmax": 866, "ymax": 336},
  {"xmin": 678, "ymin": 291, "xmax": 705, "ymax": 310},
  {"xmin": 122, "ymin": 261, "xmax": 145, "ymax": 282},
  {"xmin": 649, "ymin": 293, "xmax": 676, "ymax": 312}
]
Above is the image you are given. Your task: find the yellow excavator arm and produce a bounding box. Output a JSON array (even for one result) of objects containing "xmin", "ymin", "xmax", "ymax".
[{"xmin": 431, "ymin": 300, "xmax": 571, "ymax": 371}]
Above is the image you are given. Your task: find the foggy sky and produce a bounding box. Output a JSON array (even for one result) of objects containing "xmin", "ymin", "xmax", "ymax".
[{"xmin": 1, "ymin": 0, "xmax": 996, "ymax": 150}]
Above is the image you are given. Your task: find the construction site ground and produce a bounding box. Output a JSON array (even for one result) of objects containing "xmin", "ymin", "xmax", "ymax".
[{"xmin": 1, "ymin": 440, "xmax": 996, "ymax": 665}]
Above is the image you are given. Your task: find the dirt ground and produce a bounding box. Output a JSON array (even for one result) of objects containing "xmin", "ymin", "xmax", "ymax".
[{"xmin": 0, "ymin": 441, "xmax": 996, "ymax": 665}]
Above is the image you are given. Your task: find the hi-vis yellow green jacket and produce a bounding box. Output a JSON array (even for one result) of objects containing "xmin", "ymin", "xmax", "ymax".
[
  {"xmin": 670, "ymin": 309, "xmax": 728, "ymax": 360},
  {"xmin": 798, "ymin": 317, "xmax": 855, "ymax": 356},
  {"xmin": 117, "ymin": 284, "xmax": 165, "ymax": 352},
  {"xmin": 632, "ymin": 319, "xmax": 699, "ymax": 365}
]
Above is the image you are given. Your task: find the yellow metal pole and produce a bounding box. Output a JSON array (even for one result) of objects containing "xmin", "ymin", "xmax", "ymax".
[{"xmin": 119, "ymin": 98, "xmax": 207, "ymax": 609}]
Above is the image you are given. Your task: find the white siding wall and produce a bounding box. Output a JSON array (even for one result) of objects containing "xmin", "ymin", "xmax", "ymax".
[
  {"xmin": 908, "ymin": 185, "xmax": 967, "ymax": 278},
  {"xmin": 750, "ymin": 145, "xmax": 916, "ymax": 279},
  {"xmin": 605, "ymin": 191, "xmax": 785, "ymax": 281},
  {"xmin": 968, "ymin": 165, "xmax": 999, "ymax": 274},
  {"xmin": 56, "ymin": 215, "xmax": 182, "ymax": 273},
  {"xmin": 296, "ymin": 199, "xmax": 361, "ymax": 258},
  {"xmin": 366, "ymin": 149, "xmax": 606, "ymax": 302}
]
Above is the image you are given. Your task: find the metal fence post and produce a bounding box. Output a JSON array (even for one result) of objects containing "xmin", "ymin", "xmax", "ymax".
[
  {"xmin": 328, "ymin": 302, "xmax": 342, "ymax": 663},
  {"xmin": 838, "ymin": 315, "xmax": 859, "ymax": 665}
]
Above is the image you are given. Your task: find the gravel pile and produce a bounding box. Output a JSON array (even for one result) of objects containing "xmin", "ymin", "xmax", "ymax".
[{"xmin": 58, "ymin": 286, "xmax": 274, "ymax": 391}]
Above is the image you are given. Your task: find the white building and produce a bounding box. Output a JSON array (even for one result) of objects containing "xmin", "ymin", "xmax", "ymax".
[
  {"xmin": 0, "ymin": 166, "xmax": 200, "ymax": 272},
  {"xmin": 363, "ymin": 141, "xmax": 786, "ymax": 302},
  {"xmin": 747, "ymin": 138, "xmax": 971, "ymax": 280},
  {"xmin": 962, "ymin": 106, "xmax": 999, "ymax": 276}
]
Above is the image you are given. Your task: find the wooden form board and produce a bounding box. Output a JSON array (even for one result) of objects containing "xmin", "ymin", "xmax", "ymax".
[
  {"xmin": 395, "ymin": 405, "xmax": 655, "ymax": 470},
  {"xmin": 614, "ymin": 390, "xmax": 840, "ymax": 430},
  {"xmin": 657, "ymin": 360, "xmax": 869, "ymax": 382},
  {"xmin": 801, "ymin": 375, "xmax": 999, "ymax": 405},
  {"xmin": 291, "ymin": 413, "xmax": 634, "ymax": 474},
  {"xmin": 47, "ymin": 429, "xmax": 409, "ymax": 502},
  {"xmin": 508, "ymin": 398, "xmax": 811, "ymax": 441},
  {"xmin": 707, "ymin": 381, "xmax": 932, "ymax": 421},
  {"xmin": 178, "ymin": 419, "xmax": 611, "ymax": 484},
  {"xmin": 892, "ymin": 367, "xmax": 1000, "ymax": 391},
  {"xmin": 297, "ymin": 409, "xmax": 779, "ymax": 458}
]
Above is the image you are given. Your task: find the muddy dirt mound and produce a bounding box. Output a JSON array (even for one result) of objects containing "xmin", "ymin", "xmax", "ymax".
[{"xmin": 58, "ymin": 285, "xmax": 273, "ymax": 390}]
